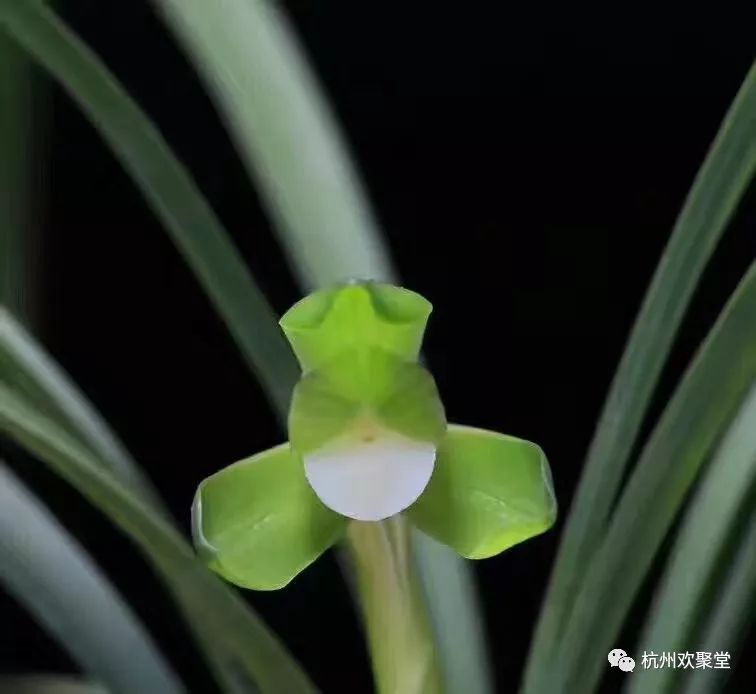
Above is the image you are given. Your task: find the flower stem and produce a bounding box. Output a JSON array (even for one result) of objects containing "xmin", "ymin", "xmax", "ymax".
[{"xmin": 346, "ymin": 516, "xmax": 443, "ymax": 694}]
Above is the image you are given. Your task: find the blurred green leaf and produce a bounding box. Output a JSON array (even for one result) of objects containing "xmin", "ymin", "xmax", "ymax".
[
  {"xmin": 0, "ymin": 309, "xmax": 285, "ymax": 694},
  {"xmin": 155, "ymin": 2, "xmax": 491, "ymax": 689},
  {"xmin": 0, "ymin": 5, "xmax": 316, "ymax": 681},
  {"xmin": 0, "ymin": 676, "xmax": 106, "ymax": 694},
  {"xmin": 558, "ymin": 263, "xmax": 756, "ymax": 692},
  {"xmin": 0, "ymin": 11, "xmax": 182, "ymax": 693},
  {"xmin": 524, "ymin": 60, "xmax": 756, "ymax": 693},
  {"xmin": 0, "ymin": 33, "xmax": 34, "ymax": 320},
  {"xmin": 194, "ymin": 443, "xmax": 345, "ymax": 590},
  {"xmin": 0, "ymin": 384, "xmax": 318, "ymax": 694},
  {"xmin": 0, "ymin": 463, "xmax": 184, "ymax": 694},
  {"xmin": 0, "ymin": 309, "xmax": 163, "ymax": 509},
  {"xmin": 154, "ymin": 0, "xmax": 393, "ymax": 290},
  {"xmin": 628, "ymin": 385, "xmax": 756, "ymax": 693},
  {"xmin": 408, "ymin": 425, "xmax": 556, "ymax": 559},
  {"xmin": 683, "ymin": 514, "xmax": 756, "ymax": 694},
  {"xmin": 411, "ymin": 532, "xmax": 493, "ymax": 694},
  {"xmin": 0, "ymin": 0, "xmax": 298, "ymax": 412}
]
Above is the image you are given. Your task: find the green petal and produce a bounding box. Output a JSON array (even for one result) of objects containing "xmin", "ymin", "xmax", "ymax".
[
  {"xmin": 288, "ymin": 347, "xmax": 446, "ymax": 454},
  {"xmin": 279, "ymin": 282, "xmax": 432, "ymax": 372},
  {"xmin": 192, "ymin": 443, "xmax": 345, "ymax": 590},
  {"xmin": 407, "ymin": 425, "xmax": 557, "ymax": 559}
]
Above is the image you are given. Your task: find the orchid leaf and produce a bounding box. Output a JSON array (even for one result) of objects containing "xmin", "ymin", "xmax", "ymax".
[
  {"xmin": 193, "ymin": 443, "xmax": 345, "ymax": 590},
  {"xmin": 628, "ymin": 384, "xmax": 756, "ymax": 694},
  {"xmin": 2, "ymin": 0, "xmax": 487, "ymax": 690},
  {"xmin": 0, "ymin": 676, "xmax": 106, "ymax": 694},
  {"xmin": 407, "ymin": 425, "xmax": 556, "ymax": 559},
  {"xmin": 152, "ymin": 0, "xmax": 394, "ymax": 290},
  {"xmin": 0, "ymin": 463, "xmax": 184, "ymax": 694},
  {"xmin": 524, "ymin": 63, "xmax": 756, "ymax": 694},
  {"xmin": 0, "ymin": 382, "xmax": 318, "ymax": 693},
  {"xmin": 0, "ymin": 0, "xmax": 297, "ymax": 412},
  {"xmin": 557, "ymin": 263, "xmax": 756, "ymax": 693},
  {"xmin": 684, "ymin": 515, "xmax": 756, "ymax": 694}
]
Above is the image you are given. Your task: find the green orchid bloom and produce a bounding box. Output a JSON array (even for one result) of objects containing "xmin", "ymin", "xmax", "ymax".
[{"xmin": 192, "ymin": 282, "xmax": 557, "ymax": 590}]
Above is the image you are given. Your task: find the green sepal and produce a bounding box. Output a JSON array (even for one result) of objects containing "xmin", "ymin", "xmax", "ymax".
[
  {"xmin": 407, "ymin": 425, "xmax": 557, "ymax": 559},
  {"xmin": 279, "ymin": 282, "xmax": 432, "ymax": 372},
  {"xmin": 192, "ymin": 443, "xmax": 345, "ymax": 590},
  {"xmin": 288, "ymin": 347, "xmax": 446, "ymax": 454}
]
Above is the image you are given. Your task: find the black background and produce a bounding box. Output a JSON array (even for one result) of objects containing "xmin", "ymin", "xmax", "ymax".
[{"xmin": 2, "ymin": 2, "xmax": 755, "ymax": 692}]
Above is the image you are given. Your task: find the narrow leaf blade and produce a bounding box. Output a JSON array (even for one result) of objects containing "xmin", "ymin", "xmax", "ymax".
[
  {"xmin": 0, "ymin": 0, "xmax": 298, "ymax": 413},
  {"xmin": 0, "ymin": 384, "xmax": 318, "ymax": 694},
  {"xmin": 628, "ymin": 384, "xmax": 756, "ymax": 693},
  {"xmin": 682, "ymin": 515, "xmax": 756, "ymax": 694},
  {"xmin": 0, "ymin": 308, "xmax": 163, "ymax": 509},
  {"xmin": 0, "ymin": 676, "xmax": 106, "ymax": 694},
  {"xmin": 154, "ymin": 0, "xmax": 393, "ymax": 289},
  {"xmin": 0, "ymin": 32, "xmax": 35, "ymax": 320},
  {"xmin": 559, "ymin": 263, "xmax": 756, "ymax": 692},
  {"xmin": 0, "ymin": 463, "xmax": 184, "ymax": 694},
  {"xmin": 524, "ymin": 60, "xmax": 756, "ymax": 693}
]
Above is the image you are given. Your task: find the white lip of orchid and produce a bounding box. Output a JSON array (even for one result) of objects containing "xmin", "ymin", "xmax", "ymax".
[{"xmin": 302, "ymin": 421, "xmax": 437, "ymax": 522}]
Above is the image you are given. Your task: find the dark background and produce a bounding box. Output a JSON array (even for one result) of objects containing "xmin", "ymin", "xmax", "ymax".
[{"xmin": 2, "ymin": 2, "xmax": 755, "ymax": 692}]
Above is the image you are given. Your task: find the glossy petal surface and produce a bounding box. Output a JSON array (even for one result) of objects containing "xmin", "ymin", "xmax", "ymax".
[
  {"xmin": 279, "ymin": 282, "xmax": 432, "ymax": 372},
  {"xmin": 304, "ymin": 428, "xmax": 436, "ymax": 521},
  {"xmin": 288, "ymin": 348, "xmax": 446, "ymax": 454},
  {"xmin": 408, "ymin": 425, "xmax": 556, "ymax": 559},
  {"xmin": 193, "ymin": 444, "xmax": 345, "ymax": 590},
  {"xmin": 288, "ymin": 347, "xmax": 446, "ymax": 520}
]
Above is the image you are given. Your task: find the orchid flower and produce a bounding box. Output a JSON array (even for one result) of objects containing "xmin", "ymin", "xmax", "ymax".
[{"xmin": 192, "ymin": 282, "xmax": 556, "ymax": 589}]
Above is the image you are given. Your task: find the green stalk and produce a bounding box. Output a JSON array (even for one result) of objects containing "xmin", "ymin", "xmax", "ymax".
[{"xmin": 348, "ymin": 519, "xmax": 443, "ymax": 694}]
